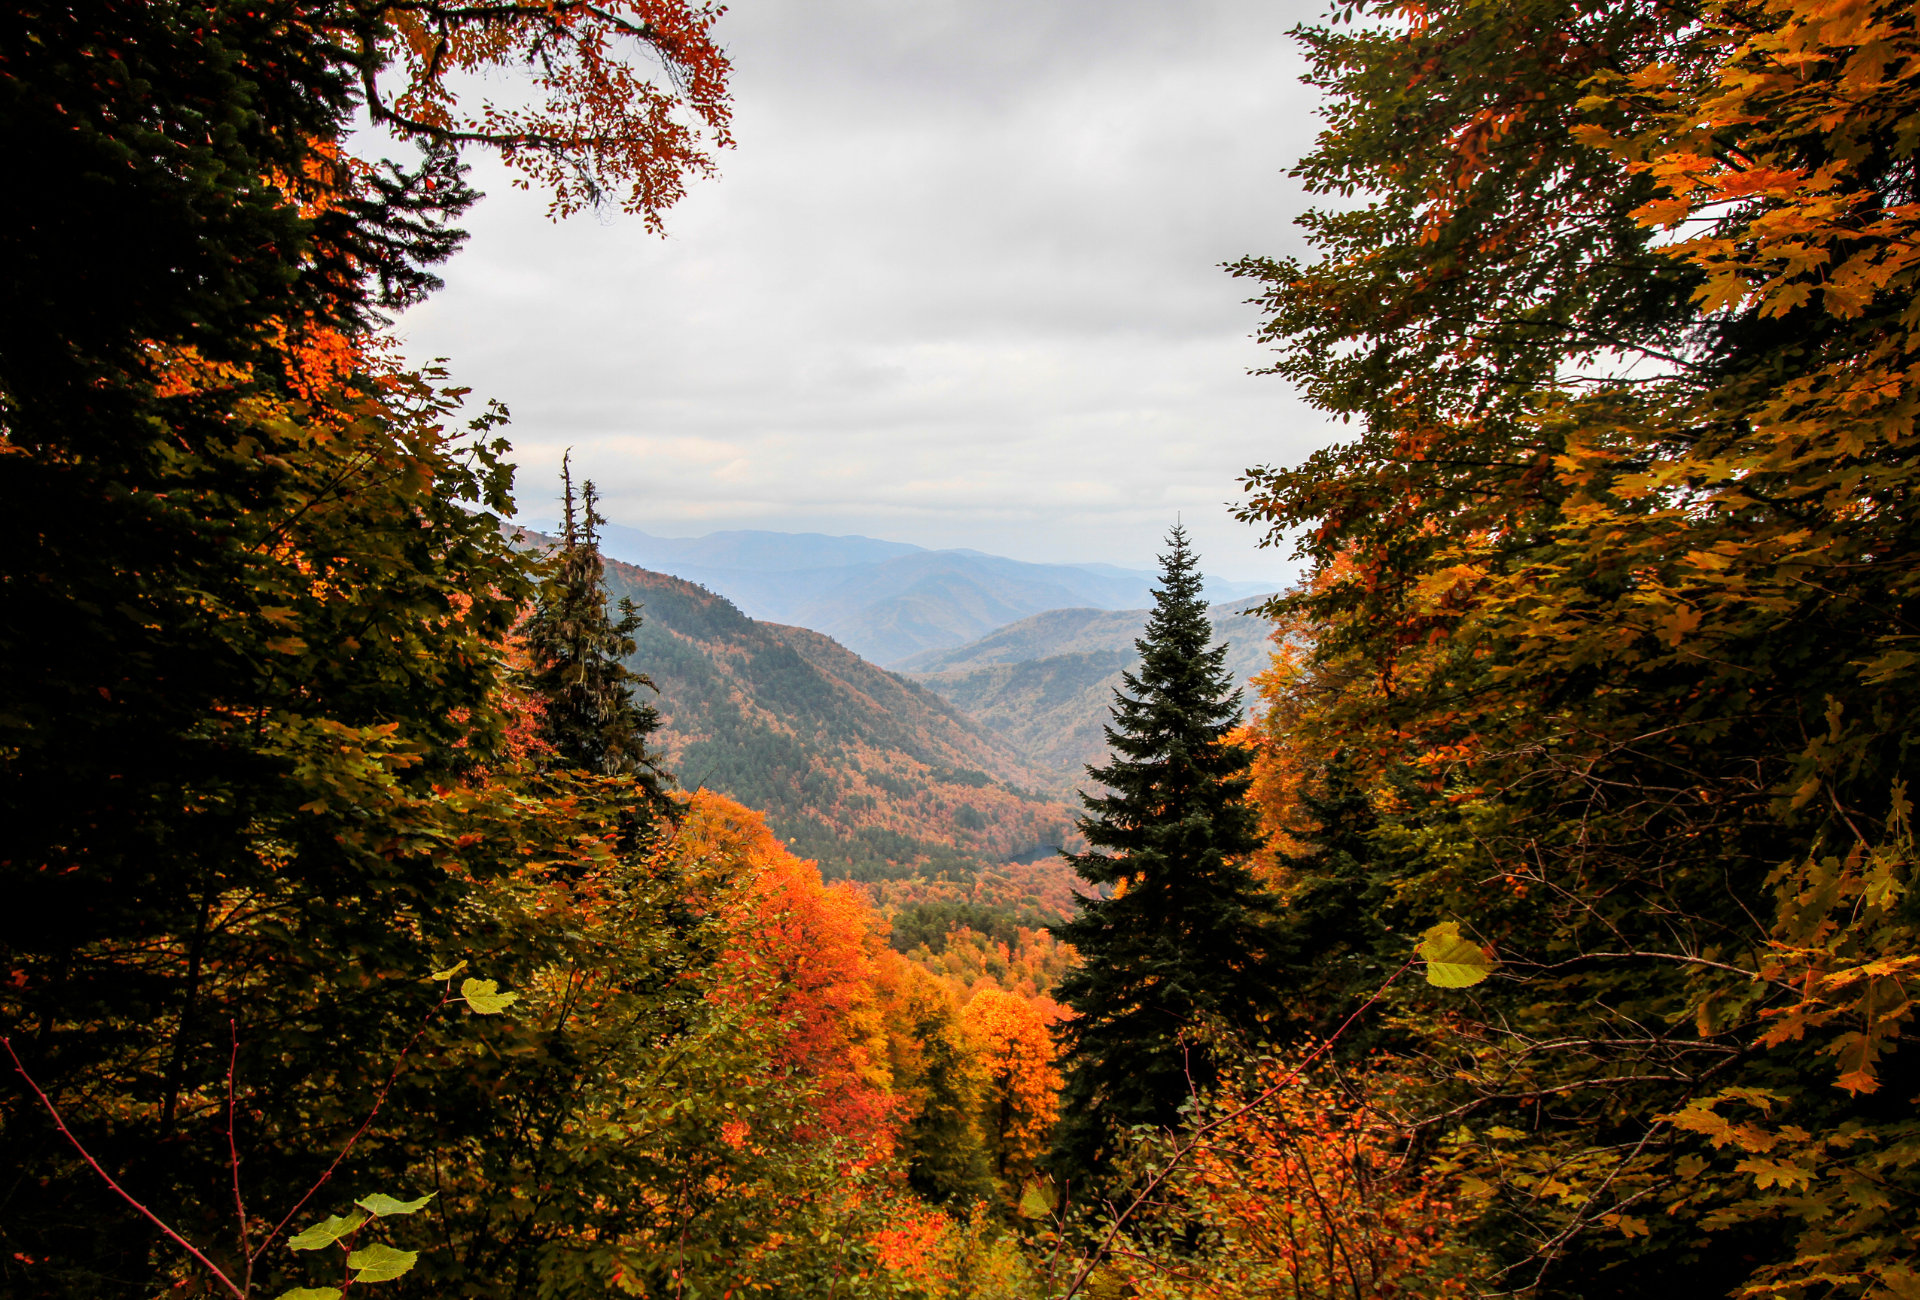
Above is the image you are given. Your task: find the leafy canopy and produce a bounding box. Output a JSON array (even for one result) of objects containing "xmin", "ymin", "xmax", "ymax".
[{"xmin": 1229, "ymin": 0, "xmax": 1920, "ymax": 1293}]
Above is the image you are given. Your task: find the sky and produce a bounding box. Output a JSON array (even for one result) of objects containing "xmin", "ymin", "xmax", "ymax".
[{"xmin": 391, "ymin": 0, "xmax": 1341, "ymax": 582}]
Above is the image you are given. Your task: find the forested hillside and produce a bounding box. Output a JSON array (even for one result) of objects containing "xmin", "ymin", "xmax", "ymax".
[
  {"xmin": 510, "ymin": 529, "xmax": 1091, "ymax": 976},
  {"xmin": 902, "ymin": 598, "xmax": 1273, "ymax": 775},
  {"xmin": 558, "ymin": 520, "xmax": 1276, "ymax": 663},
  {"xmin": 531, "ymin": 540, "xmax": 1083, "ymax": 880},
  {"xmin": 9, "ymin": 0, "xmax": 1919, "ymax": 1296}
]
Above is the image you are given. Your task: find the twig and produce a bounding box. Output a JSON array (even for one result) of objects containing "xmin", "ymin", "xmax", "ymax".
[
  {"xmin": 8, "ymin": 975, "xmax": 466, "ymax": 1297},
  {"xmin": 2, "ymin": 1037, "xmax": 247, "ymax": 1300},
  {"xmin": 254, "ymin": 984, "xmax": 454, "ymax": 1259},
  {"xmin": 228, "ymin": 1020, "xmax": 252, "ymax": 1295}
]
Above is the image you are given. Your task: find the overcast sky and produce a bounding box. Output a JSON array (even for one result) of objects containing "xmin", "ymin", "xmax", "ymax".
[{"xmin": 392, "ymin": 0, "xmax": 1339, "ymax": 582}]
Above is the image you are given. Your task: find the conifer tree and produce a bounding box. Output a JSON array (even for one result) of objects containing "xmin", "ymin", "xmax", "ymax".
[
  {"xmin": 522, "ymin": 456, "xmax": 669, "ymax": 800},
  {"xmin": 1049, "ymin": 526, "xmax": 1280, "ymax": 1180}
]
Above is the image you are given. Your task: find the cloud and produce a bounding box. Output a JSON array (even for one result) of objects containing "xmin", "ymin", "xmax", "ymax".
[{"xmin": 393, "ymin": 0, "xmax": 1339, "ymax": 581}]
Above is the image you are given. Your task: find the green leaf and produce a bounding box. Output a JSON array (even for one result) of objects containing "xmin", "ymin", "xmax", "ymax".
[
  {"xmin": 428, "ymin": 959, "xmax": 468, "ymax": 981},
  {"xmin": 460, "ymin": 976, "xmax": 518, "ymax": 1015},
  {"xmin": 356, "ymin": 1191, "xmax": 436, "ymax": 1217},
  {"xmin": 346, "ymin": 1243, "xmax": 418, "ymax": 1282},
  {"xmin": 287, "ymin": 1209, "xmax": 369, "ymax": 1251},
  {"xmin": 275, "ymin": 1290, "xmax": 344, "ymax": 1300},
  {"xmin": 1016, "ymin": 1179, "xmax": 1059, "ymax": 1218},
  {"xmin": 1417, "ymin": 921, "xmax": 1494, "ymax": 988}
]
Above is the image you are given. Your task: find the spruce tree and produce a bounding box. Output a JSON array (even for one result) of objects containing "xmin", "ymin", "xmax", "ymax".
[
  {"xmin": 1049, "ymin": 526, "xmax": 1279, "ymax": 1180},
  {"xmin": 522, "ymin": 457, "xmax": 670, "ymax": 802}
]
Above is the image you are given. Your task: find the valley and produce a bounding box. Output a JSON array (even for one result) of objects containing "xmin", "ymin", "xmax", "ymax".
[
  {"xmin": 534, "ymin": 519, "xmax": 1279, "ymax": 664},
  {"xmin": 898, "ymin": 597, "xmax": 1275, "ymax": 778},
  {"xmin": 599, "ymin": 557, "xmax": 1085, "ymax": 884},
  {"xmin": 564, "ymin": 532, "xmax": 1281, "ymax": 974}
]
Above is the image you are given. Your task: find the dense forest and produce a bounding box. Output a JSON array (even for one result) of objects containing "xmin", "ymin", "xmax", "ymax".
[
  {"xmin": 900, "ymin": 598, "xmax": 1275, "ymax": 778},
  {"xmin": 584, "ymin": 550, "xmax": 1081, "ymax": 882},
  {"xmin": 3, "ymin": 0, "xmax": 1917, "ymax": 1297}
]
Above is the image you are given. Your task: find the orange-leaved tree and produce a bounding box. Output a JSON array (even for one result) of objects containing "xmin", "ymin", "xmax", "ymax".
[
  {"xmin": 678, "ymin": 790, "xmax": 902, "ymax": 1154},
  {"xmin": 2, "ymin": 2, "xmax": 731, "ymax": 1293},
  {"xmin": 960, "ymin": 988, "xmax": 1063, "ymax": 1196},
  {"xmin": 1101, "ymin": 1057, "xmax": 1481, "ymax": 1300},
  {"xmin": 1226, "ymin": 0, "xmax": 1920, "ymax": 1292}
]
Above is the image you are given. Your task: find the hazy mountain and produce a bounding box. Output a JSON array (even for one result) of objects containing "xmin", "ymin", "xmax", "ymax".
[
  {"xmin": 792, "ymin": 552, "xmax": 1134, "ymax": 666},
  {"xmin": 589, "ymin": 556, "xmax": 1082, "ymax": 880},
  {"xmin": 525, "ymin": 520, "xmax": 1279, "ymax": 664},
  {"xmin": 900, "ymin": 596, "xmax": 1277, "ymax": 777},
  {"xmin": 590, "ymin": 523, "xmax": 923, "ymax": 573}
]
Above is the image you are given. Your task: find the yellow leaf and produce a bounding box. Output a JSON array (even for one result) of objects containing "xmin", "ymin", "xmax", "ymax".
[
  {"xmin": 1736, "ymin": 1157, "xmax": 1814, "ymax": 1190},
  {"xmin": 1417, "ymin": 921, "xmax": 1494, "ymax": 988},
  {"xmin": 1694, "ymin": 273, "xmax": 1752, "ymax": 314},
  {"xmin": 460, "ymin": 977, "xmax": 519, "ymax": 1015}
]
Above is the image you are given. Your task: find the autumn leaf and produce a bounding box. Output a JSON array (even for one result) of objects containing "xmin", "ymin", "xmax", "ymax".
[
  {"xmin": 356, "ymin": 1192, "xmax": 436, "ymax": 1217},
  {"xmin": 1017, "ymin": 1179, "xmax": 1060, "ymax": 1219},
  {"xmin": 1736, "ymin": 1157, "xmax": 1815, "ymax": 1190},
  {"xmin": 1417, "ymin": 922, "xmax": 1493, "ymax": 988},
  {"xmin": 460, "ymin": 977, "xmax": 518, "ymax": 1015}
]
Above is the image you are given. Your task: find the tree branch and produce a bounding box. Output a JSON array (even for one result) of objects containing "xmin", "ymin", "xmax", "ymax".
[{"xmin": 3, "ymin": 1037, "xmax": 246, "ymax": 1300}]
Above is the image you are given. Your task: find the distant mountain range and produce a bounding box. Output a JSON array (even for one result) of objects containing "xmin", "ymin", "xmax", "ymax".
[
  {"xmin": 505, "ymin": 525, "xmax": 1279, "ymax": 956},
  {"xmin": 899, "ymin": 597, "xmax": 1277, "ymax": 778},
  {"xmin": 586, "ymin": 555, "xmax": 1084, "ymax": 881},
  {"xmin": 522, "ymin": 521, "xmax": 1278, "ymax": 666}
]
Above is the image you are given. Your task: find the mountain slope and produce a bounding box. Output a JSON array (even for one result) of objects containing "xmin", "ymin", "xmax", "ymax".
[
  {"xmin": 590, "ymin": 523, "xmax": 924, "ymax": 572},
  {"xmin": 595, "ymin": 558, "xmax": 1081, "ymax": 879},
  {"xmin": 797, "ymin": 554, "xmax": 1102, "ymax": 664},
  {"xmin": 900, "ymin": 597, "xmax": 1277, "ymax": 777},
  {"xmin": 536, "ymin": 519, "xmax": 1282, "ymax": 663}
]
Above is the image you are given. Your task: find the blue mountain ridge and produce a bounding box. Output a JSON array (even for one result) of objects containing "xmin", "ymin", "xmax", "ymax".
[{"xmin": 524, "ymin": 520, "xmax": 1278, "ymax": 665}]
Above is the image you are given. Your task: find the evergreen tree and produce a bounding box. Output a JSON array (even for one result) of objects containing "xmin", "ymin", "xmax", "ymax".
[
  {"xmin": 1049, "ymin": 526, "xmax": 1280, "ymax": 1180},
  {"xmin": 522, "ymin": 457, "xmax": 670, "ymax": 799}
]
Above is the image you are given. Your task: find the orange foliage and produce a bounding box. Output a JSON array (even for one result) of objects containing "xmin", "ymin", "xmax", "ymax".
[
  {"xmin": 1233, "ymin": 612, "xmax": 1323, "ymax": 890},
  {"xmin": 494, "ymin": 628, "xmax": 557, "ymax": 769},
  {"xmin": 670, "ymin": 791, "xmax": 899, "ymax": 1153},
  {"xmin": 959, "ymin": 988, "xmax": 1062, "ymax": 1189},
  {"xmin": 869, "ymin": 1206, "xmax": 954, "ymax": 1290},
  {"xmin": 371, "ymin": 0, "xmax": 732, "ymax": 224},
  {"xmin": 867, "ymin": 856, "xmax": 1084, "ymax": 923},
  {"xmin": 1112, "ymin": 1059, "xmax": 1477, "ymax": 1300},
  {"xmin": 626, "ymin": 791, "xmax": 1079, "ymax": 1245},
  {"xmin": 909, "ymin": 926, "xmax": 1076, "ymax": 1011}
]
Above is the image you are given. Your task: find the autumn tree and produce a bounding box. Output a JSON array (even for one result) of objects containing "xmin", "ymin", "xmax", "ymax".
[
  {"xmin": 1049, "ymin": 527, "xmax": 1281, "ymax": 1181},
  {"xmin": 448, "ymin": 789, "xmax": 926, "ymax": 1299},
  {"xmin": 1231, "ymin": 0, "xmax": 1920, "ymax": 1294},
  {"xmin": 1102, "ymin": 1059, "xmax": 1480, "ymax": 1300},
  {"xmin": 890, "ymin": 966, "xmax": 995, "ymax": 1208},
  {"xmin": 0, "ymin": 2, "xmax": 731, "ymax": 1294},
  {"xmin": 960, "ymin": 988, "xmax": 1061, "ymax": 1197}
]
